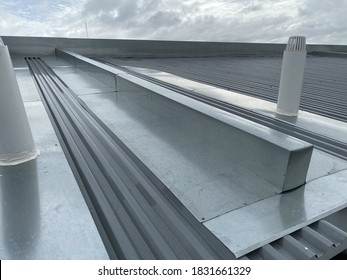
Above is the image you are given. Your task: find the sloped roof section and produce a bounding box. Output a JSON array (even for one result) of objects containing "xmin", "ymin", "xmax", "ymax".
[{"xmin": 110, "ymin": 55, "xmax": 347, "ymax": 122}]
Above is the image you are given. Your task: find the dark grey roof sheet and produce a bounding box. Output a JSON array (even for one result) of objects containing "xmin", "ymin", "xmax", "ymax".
[
  {"xmin": 111, "ymin": 55, "xmax": 347, "ymax": 122},
  {"xmin": 96, "ymin": 57, "xmax": 347, "ymax": 161}
]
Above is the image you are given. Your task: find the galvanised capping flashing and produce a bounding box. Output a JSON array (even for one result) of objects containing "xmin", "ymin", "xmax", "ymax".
[{"xmin": 26, "ymin": 57, "xmax": 236, "ymax": 260}]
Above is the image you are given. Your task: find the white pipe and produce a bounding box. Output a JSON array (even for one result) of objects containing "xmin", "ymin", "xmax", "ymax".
[
  {"xmin": 277, "ymin": 36, "xmax": 307, "ymax": 116},
  {"xmin": 0, "ymin": 38, "xmax": 39, "ymax": 165}
]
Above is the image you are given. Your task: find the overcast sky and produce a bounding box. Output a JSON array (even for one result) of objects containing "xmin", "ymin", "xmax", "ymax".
[{"xmin": 0, "ymin": 0, "xmax": 346, "ymax": 44}]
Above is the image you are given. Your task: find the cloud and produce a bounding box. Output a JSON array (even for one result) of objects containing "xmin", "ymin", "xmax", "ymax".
[
  {"xmin": 83, "ymin": 0, "xmax": 138, "ymax": 21},
  {"xmin": 0, "ymin": 0, "xmax": 87, "ymax": 37},
  {"xmin": 0, "ymin": 0, "xmax": 347, "ymax": 44},
  {"xmin": 295, "ymin": 0, "xmax": 347, "ymax": 44}
]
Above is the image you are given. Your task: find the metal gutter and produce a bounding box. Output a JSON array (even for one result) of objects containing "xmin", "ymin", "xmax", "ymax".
[
  {"xmin": 95, "ymin": 58, "xmax": 347, "ymax": 161},
  {"xmin": 25, "ymin": 57, "xmax": 235, "ymax": 260}
]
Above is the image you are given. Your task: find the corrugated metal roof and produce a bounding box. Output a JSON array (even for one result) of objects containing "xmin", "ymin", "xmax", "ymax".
[
  {"xmin": 54, "ymin": 49, "xmax": 347, "ymax": 259},
  {"xmin": 240, "ymin": 210, "xmax": 347, "ymax": 260},
  {"xmin": 95, "ymin": 57, "xmax": 347, "ymax": 161},
  {"xmin": 52, "ymin": 50, "xmax": 347, "ymax": 259},
  {"xmin": 25, "ymin": 57, "xmax": 236, "ymax": 260},
  {"xmin": 109, "ymin": 55, "xmax": 347, "ymax": 122}
]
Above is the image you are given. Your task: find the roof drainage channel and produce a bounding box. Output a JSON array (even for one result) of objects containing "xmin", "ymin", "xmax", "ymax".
[
  {"xmin": 96, "ymin": 58, "xmax": 347, "ymax": 161},
  {"xmin": 25, "ymin": 57, "xmax": 236, "ymax": 260}
]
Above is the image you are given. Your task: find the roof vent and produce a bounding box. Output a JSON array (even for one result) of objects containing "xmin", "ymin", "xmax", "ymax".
[
  {"xmin": 285, "ymin": 36, "xmax": 306, "ymax": 51},
  {"xmin": 277, "ymin": 36, "xmax": 307, "ymax": 116},
  {"xmin": 0, "ymin": 38, "xmax": 39, "ymax": 165}
]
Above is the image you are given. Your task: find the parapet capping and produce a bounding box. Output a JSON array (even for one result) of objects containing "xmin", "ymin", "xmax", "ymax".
[{"xmin": 56, "ymin": 49, "xmax": 314, "ymax": 192}]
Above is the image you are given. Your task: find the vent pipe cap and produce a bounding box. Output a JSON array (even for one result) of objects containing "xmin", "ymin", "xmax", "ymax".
[{"xmin": 285, "ymin": 36, "xmax": 306, "ymax": 51}]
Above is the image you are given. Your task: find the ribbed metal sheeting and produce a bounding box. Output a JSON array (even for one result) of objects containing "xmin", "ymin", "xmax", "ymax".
[
  {"xmin": 240, "ymin": 216, "xmax": 347, "ymax": 260},
  {"xmin": 97, "ymin": 58, "xmax": 347, "ymax": 161},
  {"xmin": 111, "ymin": 56, "xmax": 347, "ymax": 122},
  {"xmin": 26, "ymin": 57, "xmax": 236, "ymax": 260}
]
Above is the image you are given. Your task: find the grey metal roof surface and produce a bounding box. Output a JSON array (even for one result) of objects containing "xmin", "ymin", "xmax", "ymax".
[
  {"xmin": 2, "ymin": 37, "xmax": 347, "ymax": 260},
  {"xmin": 109, "ymin": 55, "xmax": 347, "ymax": 122},
  {"xmin": 0, "ymin": 57, "xmax": 109, "ymax": 260},
  {"xmin": 25, "ymin": 57, "xmax": 236, "ymax": 260},
  {"xmin": 50, "ymin": 50, "xmax": 347, "ymax": 259},
  {"xmin": 95, "ymin": 57, "xmax": 347, "ymax": 161}
]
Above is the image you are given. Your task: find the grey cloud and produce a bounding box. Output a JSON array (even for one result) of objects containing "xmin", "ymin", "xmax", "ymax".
[
  {"xmin": 83, "ymin": 0, "xmax": 122, "ymax": 15},
  {"xmin": 242, "ymin": 3, "xmax": 263, "ymax": 13},
  {"xmin": 82, "ymin": 0, "xmax": 186, "ymax": 38},
  {"xmin": 83, "ymin": 0, "xmax": 139, "ymax": 25},
  {"xmin": 294, "ymin": 0, "xmax": 347, "ymax": 43},
  {"xmin": 82, "ymin": 0, "xmax": 346, "ymax": 44},
  {"xmin": 147, "ymin": 11, "xmax": 182, "ymax": 28},
  {"xmin": 140, "ymin": 0, "xmax": 162, "ymax": 12},
  {"xmin": 1, "ymin": 0, "xmax": 347, "ymax": 44},
  {"xmin": 298, "ymin": 0, "xmax": 344, "ymax": 16}
]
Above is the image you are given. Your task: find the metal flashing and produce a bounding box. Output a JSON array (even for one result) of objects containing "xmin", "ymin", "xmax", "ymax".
[{"xmin": 26, "ymin": 57, "xmax": 235, "ymax": 259}]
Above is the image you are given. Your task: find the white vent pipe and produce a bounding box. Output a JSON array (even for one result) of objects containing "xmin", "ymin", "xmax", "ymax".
[
  {"xmin": 0, "ymin": 37, "xmax": 39, "ymax": 165},
  {"xmin": 277, "ymin": 36, "xmax": 307, "ymax": 116}
]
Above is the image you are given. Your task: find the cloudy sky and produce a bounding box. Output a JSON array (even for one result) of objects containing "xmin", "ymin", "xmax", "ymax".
[{"xmin": 0, "ymin": 0, "xmax": 346, "ymax": 44}]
